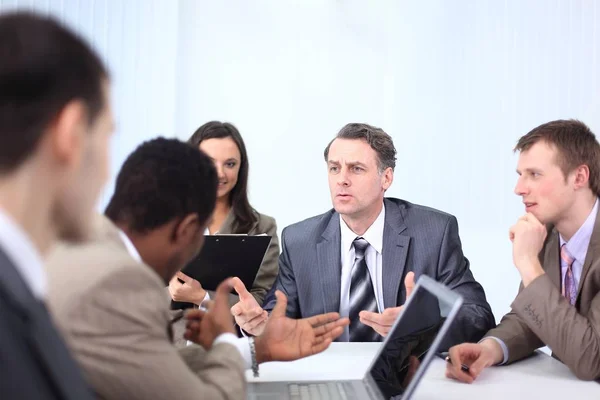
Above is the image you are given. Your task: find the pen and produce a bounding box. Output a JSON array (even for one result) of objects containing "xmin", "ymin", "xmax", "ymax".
[{"xmin": 436, "ymin": 352, "xmax": 470, "ymax": 373}]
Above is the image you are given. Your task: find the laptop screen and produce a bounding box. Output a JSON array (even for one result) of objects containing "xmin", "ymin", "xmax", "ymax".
[{"xmin": 367, "ymin": 281, "xmax": 457, "ymax": 399}]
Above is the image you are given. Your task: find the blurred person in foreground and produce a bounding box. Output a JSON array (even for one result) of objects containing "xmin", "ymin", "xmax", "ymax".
[{"xmin": 0, "ymin": 11, "xmax": 113, "ymax": 399}]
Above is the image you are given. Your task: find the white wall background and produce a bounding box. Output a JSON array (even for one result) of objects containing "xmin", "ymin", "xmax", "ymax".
[
  {"xmin": 2, "ymin": 0, "xmax": 599, "ymax": 323},
  {"xmin": 176, "ymin": 0, "xmax": 600, "ymax": 322}
]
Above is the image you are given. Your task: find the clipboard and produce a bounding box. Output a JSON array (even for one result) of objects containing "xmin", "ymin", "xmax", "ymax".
[{"xmin": 171, "ymin": 235, "xmax": 271, "ymax": 310}]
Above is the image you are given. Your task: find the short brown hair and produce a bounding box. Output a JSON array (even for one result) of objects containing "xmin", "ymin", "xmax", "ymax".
[
  {"xmin": 0, "ymin": 12, "xmax": 108, "ymax": 172},
  {"xmin": 515, "ymin": 119, "xmax": 600, "ymax": 196},
  {"xmin": 323, "ymin": 123, "xmax": 397, "ymax": 172}
]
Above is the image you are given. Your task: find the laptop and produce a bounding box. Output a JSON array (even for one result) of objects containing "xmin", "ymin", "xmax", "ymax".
[{"xmin": 248, "ymin": 275, "xmax": 463, "ymax": 399}]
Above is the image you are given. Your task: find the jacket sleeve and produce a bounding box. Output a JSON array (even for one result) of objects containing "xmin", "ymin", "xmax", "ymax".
[
  {"xmin": 262, "ymin": 226, "xmax": 301, "ymax": 318},
  {"xmin": 483, "ymin": 280, "xmax": 545, "ymax": 365},
  {"xmin": 436, "ymin": 216, "xmax": 496, "ymax": 349},
  {"xmin": 249, "ymin": 214, "xmax": 280, "ymax": 305},
  {"xmin": 63, "ymin": 267, "xmax": 247, "ymax": 400},
  {"xmin": 508, "ymin": 274, "xmax": 600, "ymax": 380}
]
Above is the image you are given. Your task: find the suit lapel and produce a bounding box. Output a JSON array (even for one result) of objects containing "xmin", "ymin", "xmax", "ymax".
[
  {"xmin": 317, "ymin": 213, "xmax": 342, "ymax": 313},
  {"xmin": 0, "ymin": 248, "xmax": 35, "ymax": 316},
  {"xmin": 217, "ymin": 211, "xmax": 236, "ymax": 234},
  {"xmin": 543, "ymin": 229, "xmax": 561, "ymax": 289},
  {"xmin": 0, "ymin": 248, "xmax": 90, "ymax": 399},
  {"xmin": 382, "ymin": 199, "xmax": 410, "ymax": 308},
  {"xmin": 28, "ymin": 300, "xmax": 91, "ymax": 399},
  {"xmin": 578, "ymin": 208, "xmax": 600, "ymax": 297}
]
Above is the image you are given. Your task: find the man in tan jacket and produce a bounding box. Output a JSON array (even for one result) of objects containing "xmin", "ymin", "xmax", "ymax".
[
  {"xmin": 46, "ymin": 138, "xmax": 349, "ymax": 400},
  {"xmin": 446, "ymin": 119, "xmax": 600, "ymax": 382}
]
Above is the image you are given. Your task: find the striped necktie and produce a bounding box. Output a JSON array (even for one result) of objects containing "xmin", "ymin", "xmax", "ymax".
[
  {"xmin": 560, "ymin": 243, "xmax": 577, "ymax": 305},
  {"xmin": 349, "ymin": 237, "xmax": 380, "ymax": 342}
]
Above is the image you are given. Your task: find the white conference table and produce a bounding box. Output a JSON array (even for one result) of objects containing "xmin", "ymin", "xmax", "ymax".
[{"xmin": 246, "ymin": 343, "xmax": 599, "ymax": 399}]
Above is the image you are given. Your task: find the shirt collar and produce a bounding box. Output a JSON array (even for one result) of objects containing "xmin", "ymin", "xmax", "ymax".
[
  {"xmin": 0, "ymin": 207, "xmax": 46, "ymax": 299},
  {"xmin": 118, "ymin": 230, "xmax": 142, "ymax": 263},
  {"xmin": 559, "ymin": 197, "xmax": 599, "ymax": 264},
  {"xmin": 340, "ymin": 203, "xmax": 386, "ymax": 254}
]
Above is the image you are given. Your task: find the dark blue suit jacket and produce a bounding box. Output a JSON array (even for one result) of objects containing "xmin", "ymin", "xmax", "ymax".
[{"xmin": 0, "ymin": 247, "xmax": 94, "ymax": 399}]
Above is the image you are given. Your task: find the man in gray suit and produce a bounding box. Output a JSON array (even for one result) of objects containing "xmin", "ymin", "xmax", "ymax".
[
  {"xmin": 0, "ymin": 11, "xmax": 113, "ymax": 399},
  {"xmin": 232, "ymin": 123, "xmax": 495, "ymax": 346}
]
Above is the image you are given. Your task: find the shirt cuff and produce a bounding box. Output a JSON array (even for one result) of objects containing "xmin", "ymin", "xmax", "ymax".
[
  {"xmin": 185, "ymin": 291, "xmax": 213, "ymax": 347},
  {"xmin": 238, "ymin": 324, "xmax": 250, "ymax": 337},
  {"xmin": 213, "ymin": 334, "xmax": 252, "ymax": 370},
  {"xmin": 199, "ymin": 291, "xmax": 210, "ymax": 308},
  {"xmin": 482, "ymin": 336, "xmax": 509, "ymax": 365}
]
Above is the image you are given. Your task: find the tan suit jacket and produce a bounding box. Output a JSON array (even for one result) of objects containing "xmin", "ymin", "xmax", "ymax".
[
  {"xmin": 45, "ymin": 215, "xmax": 246, "ymax": 400},
  {"xmin": 485, "ymin": 212, "xmax": 600, "ymax": 380},
  {"xmin": 172, "ymin": 210, "xmax": 279, "ymax": 347}
]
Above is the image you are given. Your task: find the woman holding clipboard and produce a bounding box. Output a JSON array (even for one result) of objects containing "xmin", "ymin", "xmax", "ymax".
[{"xmin": 168, "ymin": 121, "xmax": 280, "ymax": 345}]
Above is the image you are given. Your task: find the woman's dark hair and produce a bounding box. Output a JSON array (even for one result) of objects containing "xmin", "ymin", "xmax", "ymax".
[{"xmin": 188, "ymin": 121, "xmax": 257, "ymax": 233}]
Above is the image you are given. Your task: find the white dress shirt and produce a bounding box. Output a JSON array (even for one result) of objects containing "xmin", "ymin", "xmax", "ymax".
[
  {"xmin": 339, "ymin": 204, "xmax": 386, "ymax": 341},
  {"xmin": 117, "ymin": 229, "xmax": 253, "ymax": 369},
  {"xmin": 0, "ymin": 208, "xmax": 46, "ymax": 299}
]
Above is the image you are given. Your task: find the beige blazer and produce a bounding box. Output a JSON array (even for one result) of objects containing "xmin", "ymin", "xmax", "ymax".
[
  {"xmin": 485, "ymin": 212, "xmax": 600, "ymax": 380},
  {"xmin": 45, "ymin": 215, "xmax": 246, "ymax": 400}
]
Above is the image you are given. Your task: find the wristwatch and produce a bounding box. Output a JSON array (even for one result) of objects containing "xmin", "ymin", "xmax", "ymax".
[{"xmin": 248, "ymin": 336, "xmax": 259, "ymax": 377}]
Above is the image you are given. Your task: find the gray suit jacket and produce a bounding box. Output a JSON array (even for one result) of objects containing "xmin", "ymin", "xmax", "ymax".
[
  {"xmin": 46, "ymin": 215, "xmax": 246, "ymax": 400},
  {"xmin": 485, "ymin": 211, "xmax": 600, "ymax": 380},
  {"xmin": 264, "ymin": 198, "xmax": 495, "ymax": 347},
  {"xmin": 0, "ymin": 248, "xmax": 94, "ymax": 400}
]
